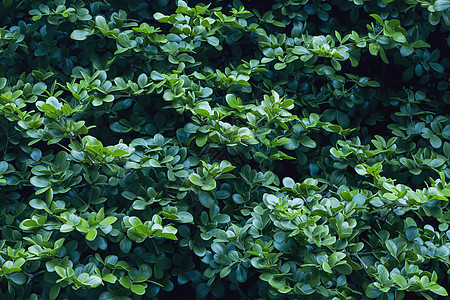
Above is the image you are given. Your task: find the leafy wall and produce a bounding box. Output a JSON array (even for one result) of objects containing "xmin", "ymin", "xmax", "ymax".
[{"xmin": 0, "ymin": 0, "xmax": 449, "ymax": 299}]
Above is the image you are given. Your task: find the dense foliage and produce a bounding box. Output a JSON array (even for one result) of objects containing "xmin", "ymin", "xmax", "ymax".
[{"xmin": 0, "ymin": 0, "xmax": 449, "ymax": 299}]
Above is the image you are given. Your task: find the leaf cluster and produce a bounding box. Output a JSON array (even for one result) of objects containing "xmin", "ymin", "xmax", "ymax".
[{"xmin": 0, "ymin": 0, "xmax": 449, "ymax": 299}]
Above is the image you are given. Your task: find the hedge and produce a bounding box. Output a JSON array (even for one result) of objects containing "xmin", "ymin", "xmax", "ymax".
[{"xmin": 0, "ymin": 0, "xmax": 449, "ymax": 299}]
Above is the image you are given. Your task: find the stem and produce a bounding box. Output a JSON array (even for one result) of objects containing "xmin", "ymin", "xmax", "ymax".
[
  {"xmin": 25, "ymin": 270, "xmax": 46, "ymax": 284},
  {"xmin": 73, "ymin": 193, "xmax": 95, "ymax": 212},
  {"xmin": 354, "ymin": 253, "xmax": 368, "ymax": 270},
  {"xmin": 57, "ymin": 142, "xmax": 71, "ymax": 153}
]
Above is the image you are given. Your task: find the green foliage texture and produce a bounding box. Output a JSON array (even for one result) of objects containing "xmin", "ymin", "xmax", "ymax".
[{"xmin": 0, "ymin": 0, "xmax": 449, "ymax": 299}]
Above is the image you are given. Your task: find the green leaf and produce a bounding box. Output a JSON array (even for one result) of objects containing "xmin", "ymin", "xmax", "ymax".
[
  {"xmin": 102, "ymin": 274, "xmax": 117, "ymax": 284},
  {"xmin": 118, "ymin": 33, "xmax": 131, "ymax": 48},
  {"xmin": 196, "ymin": 283, "xmax": 210, "ymax": 298},
  {"xmin": 95, "ymin": 15, "xmax": 109, "ymax": 31},
  {"xmin": 370, "ymin": 14, "xmax": 384, "ymax": 24},
  {"xmin": 430, "ymin": 135, "xmax": 442, "ymax": 148},
  {"xmin": 385, "ymin": 240, "xmax": 397, "ymax": 257},
  {"xmin": 137, "ymin": 74, "xmax": 148, "ymax": 88},
  {"xmin": 206, "ymin": 36, "xmax": 219, "ymax": 47},
  {"xmin": 400, "ymin": 45, "xmax": 414, "ymax": 57},
  {"xmin": 202, "ymin": 177, "xmax": 216, "ymax": 191},
  {"xmin": 132, "ymin": 200, "xmax": 148, "ymax": 210},
  {"xmin": 154, "ymin": 12, "xmax": 169, "ymax": 22},
  {"xmin": 429, "ymin": 284, "xmax": 448, "ymax": 296},
  {"xmin": 86, "ymin": 228, "xmax": 98, "ymax": 241},
  {"xmin": 442, "ymin": 125, "xmax": 450, "ymax": 137},
  {"xmin": 120, "ymin": 276, "xmax": 132, "ymax": 289},
  {"xmin": 391, "ymin": 273, "xmax": 408, "ymax": 289},
  {"xmin": 411, "ymin": 40, "xmax": 431, "ymax": 48},
  {"xmin": 299, "ymin": 136, "xmax": 316, "ymax": 148},
  {"xmin": 131, "ymin": 284, "xmax": 147, "ymax": 295},
  {"xmin": 49, "ymin": 284, "xmax": 60, "ymax": 300},
  {"xmin": 434, "ymin": 0, "xmax": 450, "ymax": 11},
  {"xmin": 189, "ymin": 173, "xmax": 203, "ymax": 186},
  {"xmin": 220, "ymin": 266, "xmax": 231, "ymax": 278},
  {"xmin": 355, "ymin": 164, "xmax": 368, "ymax": 175},
  {"xmin": 151, "ymin": 71, "xmax": 165, "ymax": 81},
  {"xmin": 366, "ymin": 283, "xmax": 383, "ymax": 298},
  {"xmin": 196, "ymin": 135, "xmax": 208, "ymax": 147},
  {"xmin": 215, "ymin": 214, "xmax": 230, "ymax": 223},
  {"xmin": 176, "ymin": 212, "xmax": 193, "ymax": 223},
  {"xmin": 198, "ymin": 191, "xmax": 215, "ymax": 208},
  {"xmin": 29, "ymin": 199, "xmax": 47, "ymax": 210},
  {"xmin": 292, "ymin": 46, "xmax": 309, "ymax": 55},
  {"xmin": 54, "ymin": 266, "xmax": 67, "ymax": 278},
  {"xmin": 85, "ymin": 275, "xmax": 102, "ymax": 287},
  {"xmin": 30, "ymin": 176, "xmax": 50, "ymax": 188},
  {"xmin": 71, "ymin": 29, "xmax": 91, "ymax": 41},
  {"xmin": 120, "ymin": 238, "xmax": 132, "ymax": 254},
  {"xmin": 99, "ymin": 217, "xmax": 117, "ymax": 226},
  {"xmin": 379, "ymin": 47, "xmax": 389, "ymax": 64},
  {"xmin": 9, "ymin": 272, "xmax": 26, "ymax": 285},
  {"xmin": 274, "ymin": 62, "xmax": 286, "ymax": 70},
  {"xmin": 269, "ymin": 278, "xmax": 286, "ymax": 291},
  {"xmin": 161, "ymin": 225, "xmax": 178, "ymax": 240},
  {"xmin": 392, "ymin": 33, "xmax": 406, "ymax": 43},
  {"xmin": 430, "ymin": 62, "xmax": 444, "ymax": 74},
  {"xmin": 369, "ymin": 43, "xmax": 380, "ymax": 56},
  {"xmin": 322, "ymin": 261, "xmax": 332, "ymax": 273},
  {"xmin": 235, "ymin": 265, "xmax": 247, "ymax": 283}
]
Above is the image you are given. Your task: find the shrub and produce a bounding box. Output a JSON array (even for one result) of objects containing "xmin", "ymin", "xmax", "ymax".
[{"xmin": 0, "ymin": 0, "xmax": 449, "ymax": 299}]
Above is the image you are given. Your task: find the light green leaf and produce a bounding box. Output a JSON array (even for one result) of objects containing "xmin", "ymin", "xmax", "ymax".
[
  {"xmin": 391, "ymin": 273, "xmax": 409, "ymax": 289},
  {"xmin": 70, "ymin": 29, "xmax": 91, "ymax": 41},
  {"xmin": 434, "ymin": 0, "xmax": 450, "ymax": 11},
  {"xmin": 131, "ymin": 284, "xmax": 147, "ymax": 295},
  {"xmin": 189, "ymin": 173, "xmax": 203, "ymax": 186},
  {"xmin": 99, "ymin": 217, "xmax": 117, "ymax": 226},
  {"xmin": 86, "ymin": 228, "xmax": 97, "ymax": 241}
]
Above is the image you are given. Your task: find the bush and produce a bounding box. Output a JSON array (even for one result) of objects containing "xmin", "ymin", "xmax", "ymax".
[{"xmin": 0, "ymin": 0, "xmax": 449, "ymax": 299}]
